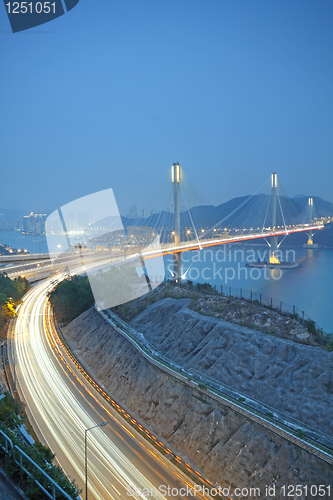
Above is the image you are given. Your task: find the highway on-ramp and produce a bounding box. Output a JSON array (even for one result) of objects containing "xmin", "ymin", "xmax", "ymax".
[{"xmin": 9, "ymin": 274, "xmax": 211, "ymax": 500}]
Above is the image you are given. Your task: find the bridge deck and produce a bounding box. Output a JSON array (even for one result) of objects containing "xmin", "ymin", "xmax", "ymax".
[{"xmin": 0, "ymin": 223, "xmax": 323, "ymax": 265}]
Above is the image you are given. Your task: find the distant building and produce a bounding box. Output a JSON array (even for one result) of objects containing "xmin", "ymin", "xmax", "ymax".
[
  {"xmin": 0, "ymin": 215, "xmax": 23, "ymax": 231},
  {"xmin": 45, "ymin": 216, "xmax": 61, "ymax": 234},
  {"xmin": 11, "ymin": 217, "xmax": 23, "ymax": 231},
  {"xmin": 140, "ymin": 209, "xmax": 149, "ymax": 218},
  {"xmin": 23, "ymin": 213, "xmax": 46, "ymax": 235},
  {"xmin": 78, "ymin": 212, "xmax": 89, "ymax": 229},
  {"xmin": 150, "ymin": 208, "xmax": 156, "ymax": 216},
  {"xmin": 67, "ymin": 212, "xmax": 76, "ymax": 231},
  {"xmin": 129, "ymin": 205, "xmax": 138, "ymax": 219}
]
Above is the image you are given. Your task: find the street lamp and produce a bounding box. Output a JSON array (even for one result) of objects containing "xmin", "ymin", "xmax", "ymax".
[
  {"xmin": 10, "ymin": 330, "xmax": 27, "ymax": 395},
  {"xmin": 84, "ymin": 421, "xmax": 108, "ymax": 500},
  {"xmin": 34, "ymin": 263, "xmax": 40, "ymax": 283},
  {"xmin": 0, "ymin": 340, "xmax": 5, "ymax": 375},
  {"xmin": 13, "ymin": 350, "xmax": 16, "ymax": 393},
  {"xmin": 9, "ymin": 329, "xmax": 17, "ymax": 394}
]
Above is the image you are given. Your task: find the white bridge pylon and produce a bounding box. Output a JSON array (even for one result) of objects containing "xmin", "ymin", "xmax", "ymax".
[{"xmin": 165, "ymin": 169, "xmax": 324, "ymax": 276}]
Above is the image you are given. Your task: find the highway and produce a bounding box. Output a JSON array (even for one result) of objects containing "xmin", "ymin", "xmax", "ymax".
[
  {"xmin": 5, "ymin": 220, "xmax": 324, "ymax": 500},
  {"xmin": 3, "ymin": 250, "xmax": 126, "ymax": 282},
  {"xmin": 9, "ymin": 274, "xmax": 212, "ymax": 500},
  {"xmin": 2, "ymin": 221, "xmax": 324, "ymax": 277}
]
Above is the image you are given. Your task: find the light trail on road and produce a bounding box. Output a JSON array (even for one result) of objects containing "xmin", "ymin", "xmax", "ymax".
[{"xmin": 9, "ymin": 274, "xmax": 212, "ymax": 500}]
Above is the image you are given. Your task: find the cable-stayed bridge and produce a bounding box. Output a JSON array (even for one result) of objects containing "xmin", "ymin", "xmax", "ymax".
[
  {"xmin": 1, "ymin": 166, "xmax": 324, "ymax": 281},
  {"xmin": 135, "ymin": 166, "xmax": 323, "ymax": 278}
]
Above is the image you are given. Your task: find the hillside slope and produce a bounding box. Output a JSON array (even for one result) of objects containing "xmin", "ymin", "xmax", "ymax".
[
  {"xmin": 63, "ymin": 307, "xmax": 333, "ymax": 495},
  {"xmin": 131, "ymin": 298, "xmax": 333, "ymax": 434}
]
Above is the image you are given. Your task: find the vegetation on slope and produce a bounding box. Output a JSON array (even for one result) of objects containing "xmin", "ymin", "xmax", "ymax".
[
  {"xmin": 49, "ymin": 266, "xmax": 140, "ymax": 324},
  {"xmin": 113, "ymin": 281, "xmax": 333, "ymax": 351},
  {"xmin": 49, "ymin": 270, "xmax": 333, "ymax": 351},
  {"xmin": 0, "ymin": 392, "xmax": 80, "ymax": 499},
  {"xmin": 48, "ymin": 275, "xmax": 94, "ymax": 324},
  {"xmin": 0, "ymin": 273, "xmax": 30, "ymax": 327}
]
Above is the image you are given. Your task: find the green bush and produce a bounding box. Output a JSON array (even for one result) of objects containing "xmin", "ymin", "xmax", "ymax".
[
  {"xmin": 0, "ymin": 274, "xmax": 31, "ymax": 324},
  {"xmin": 306, "ymin": 319, "xmax": 316, "ymax": 335},
  {"xmin": 326, "ymin": 341, "xmax": 333, "ymax": 352},
  {"xmin": 0, "ymin": 392, "xmax": 23, "ymax": 429},
  {"xmin": 323, "ymin": 333, "xmax": 333, "ymax": 351},
  {"xmin": 0, "ymin": 393, "xmax": 80, "ymax": 499},
  {"xmin": 49, "ymin": 275, "xmax": 94, "ymax": 323},
  {"xmin": 296, "ymin": 429, "xmax": 304, "ymax": 439}
]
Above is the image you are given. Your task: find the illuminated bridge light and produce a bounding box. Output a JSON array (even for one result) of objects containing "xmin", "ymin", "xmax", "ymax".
[{"xmin": 171, "ymin": 162, "xmax": 181, "ymax": 183}]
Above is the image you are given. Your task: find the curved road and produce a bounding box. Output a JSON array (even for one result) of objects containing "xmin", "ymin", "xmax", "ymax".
[{"xmin": 9, "ymin": 274, "xmax": 211, "ymax": 500}]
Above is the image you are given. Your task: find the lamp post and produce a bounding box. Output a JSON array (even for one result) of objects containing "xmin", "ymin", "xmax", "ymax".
[
  {"xmin": 13, "ymin": 348, "xmax": 16, "ymax": 393},
  {"xmin": 34, "ymin": 263, "xmax": 40, "ymax": 282},
  {"xmin": 11, "ymin": 330, "xmax": 26, "ymax": 395},
  {"xmin": 84, "ymin": 421, "xmax": 108, "ymax": 500},
  {"xmin": 11, "ymin": 329, "xmax": 18, "ymax": 394},
  {"xmin": 0, "ymin": 340, "xmax": 4, "ymax": 375},
  {"xmin": 9, "ymin": 330, "xmax": 17, "ymax": 394}
]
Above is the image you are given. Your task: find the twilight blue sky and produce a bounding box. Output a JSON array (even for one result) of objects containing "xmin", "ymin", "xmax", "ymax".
[{"xmin": 1, "ymin": 0, "xmax": 333, "ymax": 215}]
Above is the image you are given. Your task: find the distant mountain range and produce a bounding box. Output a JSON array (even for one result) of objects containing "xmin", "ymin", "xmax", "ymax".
[
  {"xmin": 53, "ymin": 191, "xmax": 332, "ymax": 248},
  {"xmin": 81, "ymin": 192, "xmax": 333, "ymax": 248},
  {"xmin": 2, "ymin": 194, "xmax": 332, "ymax": 232},
  {"xmin": 119, "ymin": 194, "xmax": 333, "ymax": 235}
]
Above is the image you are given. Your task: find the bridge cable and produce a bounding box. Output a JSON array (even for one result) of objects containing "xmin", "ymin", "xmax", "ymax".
[
  {"xmin": 261, "ymin": 195, "xmax": 271, "ymax": 233},
  {"xmin": 200, "ymin": 178, "xmax": 270, "ymax": 240},
  {"xmin": 180, "ymin": 187, "xmax": 202, "ymax": 250},
  {"xmin": 277, "ymin": 193, "xmax": 288, "ymax": 235}
]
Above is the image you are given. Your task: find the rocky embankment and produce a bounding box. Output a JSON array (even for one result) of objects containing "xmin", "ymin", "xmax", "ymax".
[
  {"xmin": 131, "ymin": 298, "xmax": 333, "ymax": 434},
  {"xmin": 63, "ymin": 305, "xmax": 333, "ymax": 495}
]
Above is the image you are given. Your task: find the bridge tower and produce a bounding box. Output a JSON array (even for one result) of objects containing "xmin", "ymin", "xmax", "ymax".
[
  {"xmin": 307, "ymin": 197, "xmax": 314, "ymax": 245},
  {"xmin": 269, "ymin": 172, "xmax": 280, "ymax": 264},
  {"xmin": 171, "ymin": 162, "xmax": 182, "ymax": 280}
]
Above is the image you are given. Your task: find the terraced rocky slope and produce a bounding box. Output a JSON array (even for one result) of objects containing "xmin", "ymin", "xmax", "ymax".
[
  {"xmin": 63, "ymin": 302, "xmax": 333, "ymax": 495},
  {"xmin": 131, "ymin": 298, "xmax": 333, "ymax": 434}
]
